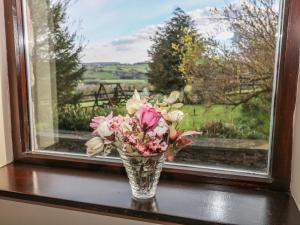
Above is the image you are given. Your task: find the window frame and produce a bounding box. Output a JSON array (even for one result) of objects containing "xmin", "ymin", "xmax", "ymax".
[{"xmin": 4, "ymin": 0, "xmax": 300, "ymax": 191}]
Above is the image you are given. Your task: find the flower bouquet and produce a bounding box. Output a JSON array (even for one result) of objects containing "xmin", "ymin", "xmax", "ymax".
[{"xmin": 86, "ymin": 90, "xmax": 200, "ymax": 199}]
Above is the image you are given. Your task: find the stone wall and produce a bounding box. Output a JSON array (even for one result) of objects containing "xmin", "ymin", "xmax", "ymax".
[{"xmin": 40, "ymin": 130, "xmax": 269, "ymax": 172}]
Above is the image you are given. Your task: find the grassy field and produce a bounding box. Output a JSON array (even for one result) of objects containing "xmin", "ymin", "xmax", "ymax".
[
  {"xmin": 83, "ymin": 63, "xmax": 149, "ymax": 81},
  {"xmin": 100, "ymin": 63, "xmax": 148, "ymax": 72},
  {"xmin": 179, "ymin": 105, "xmax": 242, "ymax": 130},
  {"xmin": 90, "ymin": 79, "xmax": 148, "ymax": 84},
  {"xmin": 78, "ymin": 101, "xmax": 242, "ymax": 130},
  {"xmin": 83, "ymin": 79, "xmax": 149, "ymax": 84},
  {"xmin": 84, "ymin": 71, "xmax": 117, "ymax": 80}
]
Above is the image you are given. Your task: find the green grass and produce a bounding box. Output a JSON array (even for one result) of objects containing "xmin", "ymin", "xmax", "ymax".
[
  {"xmin": 100, "ymin": 63, "xmax": 149, "ymax": 73},
  {"xmin": 80, "ymin": 101, "xmax": 96, "ymax": 107},
  {"xmin": 83, "ymin": 71, "xmax": 118, "ymax": 80},
  {"xmin": 98, "ymin": 79, "xmax": 148, "ymax": 84},
  {"xmin": 83, "ymin": 79, "xmax": 149, "ymax": 84},
  {"xmin": 179, "ymin": 105, "xmax": 242, "ymax": 130},
  {"xmin": 77, "ymin": 101, "xmax": 243, "ymax": 131}
]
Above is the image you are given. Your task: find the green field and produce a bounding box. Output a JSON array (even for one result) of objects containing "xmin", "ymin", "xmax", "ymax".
[
  {"xmin": 79, "ymin": 100, "xmax": 242, "ymax": 130},
  {"xmin": 179, "ymin": 105, "xmax": 242, "ymax": 130},
  {"xmin": 83, "ymin": 63, "xmax": 149, "ymax": 81},
  {"xmin": 84, "ymin": 79, "xmax": 148, "ymax": 84},
  {"xmin": 84, "ymin": 71, "xmax": 117, "ymax": 80}
]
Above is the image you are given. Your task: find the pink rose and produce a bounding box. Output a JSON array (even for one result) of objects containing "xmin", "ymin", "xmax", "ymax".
[{"xmin": 137, "ymin": 106, "xmax": 161, "ymax": 132}]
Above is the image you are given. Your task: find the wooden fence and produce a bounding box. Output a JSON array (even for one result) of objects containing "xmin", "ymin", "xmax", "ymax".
[{"xmin": 79, "ymin": 83, "xmax": 144, "ymax": 108}]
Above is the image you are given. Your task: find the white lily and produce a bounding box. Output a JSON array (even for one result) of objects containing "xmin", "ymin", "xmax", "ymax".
[{"xmin": 126, "ymin": 90, "xmax": 142, "ymax": 114}]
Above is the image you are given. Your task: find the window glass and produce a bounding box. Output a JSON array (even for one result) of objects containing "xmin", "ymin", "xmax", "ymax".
[{"xmin": 23, "ymin": 0, "xmax": 283, "ymax": 174}]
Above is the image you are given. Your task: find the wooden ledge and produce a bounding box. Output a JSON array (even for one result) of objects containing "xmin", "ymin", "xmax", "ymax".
[{"xmin": 0, "ymin": 163, "xmax": 299, "ymax": 225}]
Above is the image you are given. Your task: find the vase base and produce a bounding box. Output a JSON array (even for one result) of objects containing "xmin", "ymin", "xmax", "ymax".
[{"xmin": 132, "ymin": 191, "xmax": 156, "ymax": 200}]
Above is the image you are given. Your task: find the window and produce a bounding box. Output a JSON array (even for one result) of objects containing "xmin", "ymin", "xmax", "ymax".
[
  {"xmin": 20, "ymin": 0, "xmax": 286, "ymax": 175},
  {"xmin": 4, "ymin": 0, "xmax": 300, "ymax": 190}
]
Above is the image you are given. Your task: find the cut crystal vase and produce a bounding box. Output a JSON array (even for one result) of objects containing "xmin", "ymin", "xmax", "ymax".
[{"xmin": 118, "ymin": 149, "xmax": 165, "ymax": 199}]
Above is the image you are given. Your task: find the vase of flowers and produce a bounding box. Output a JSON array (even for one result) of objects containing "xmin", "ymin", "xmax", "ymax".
[
  {"xmin": 85, "ymin": 90, "xmax": 199, "ymax": 199},
  {"xmin": 118, "ymin": 150, "xmax": 164, "ymax": 199}
]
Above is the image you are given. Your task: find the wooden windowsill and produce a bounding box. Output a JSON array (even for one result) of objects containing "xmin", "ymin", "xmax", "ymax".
[{"xmin": 0, "ymin": 163, "xmax": 299, "ymax": 225}]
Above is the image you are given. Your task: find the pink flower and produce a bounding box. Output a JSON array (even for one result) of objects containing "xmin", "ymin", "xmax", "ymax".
[
  {"xmin": 147, "ymin": 139, "xmax": 159, "ymax": 152},
  {"xmin": 90, "ymin": 112, "xmax": 114, "ymax": 136},
  {"xmin": 128, "ymin": 134, "xmax": 137, "ymax": 144},
  {"xmin": 90, "ymin": 116, "xmax": 105, "ymax": 130},
  {"xmin": 159, "ymin": 141, "xmax": 168, "ymax": 151},
  {"xmin": 147, "ymin": 139, "xmax": 168, "ymax": 153},
  {"xmin": 137, "ymin": 106, "xmax": 161, "ymax": 132},
  {"xmin": 153, "ymin": 118, "xmax": 169, "ymax": 137},
  {"xmin": 109, "ymin": 122, "xmax": 118, "ymax": 131},
  {"xmin": 136, "ymin": 142, "xmax": 149, "ymax": 156}
]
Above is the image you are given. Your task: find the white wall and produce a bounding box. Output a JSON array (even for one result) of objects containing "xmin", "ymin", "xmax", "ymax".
[
  {"xmin": 0, "ymin": 0, "xmax": 13, "ymax": 167},
  {"xmin": 0, "ymin": 199, "xmax": 158, "ymax": 225},
  {"xmin": 291, "ymin": 65, "xmax": 300, "ymax": 211}
]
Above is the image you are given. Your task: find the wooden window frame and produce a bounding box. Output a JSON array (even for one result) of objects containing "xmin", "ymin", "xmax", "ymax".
[{"xmin": 4, "ymin": 0, "xmax": 300, "ymax": 191}]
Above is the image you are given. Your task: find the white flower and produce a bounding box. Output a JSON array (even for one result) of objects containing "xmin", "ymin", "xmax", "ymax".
[
  {"xmin": 164, "ymin": 91, "xmax": 180, "ymax": 104},
  {"xmin": 119, "ymin": 121, "xmax": 132, "ymax": 133},
  {"xmin": 86, "ymin": 137, "xmax": 105, "ymax": 157},
  {"xmin": 153, "ymin": 118, "xmax": 169, "ymax": 136},
  {"xmin": 126, "ymin": 90, "xmax": 143, "ymax": 114},
  {"xmin": 96, "ymin": 120, "xmax": 113, "ymax": 138},
  {"xmin": 164, "ymin": 110, "xmax": 185, "ymax": 122},
  {"xmin": 178, "ymin": 130, "xmax": 202, "ymax": 139}
]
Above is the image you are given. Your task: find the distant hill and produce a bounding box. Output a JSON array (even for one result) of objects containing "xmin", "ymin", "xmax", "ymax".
[
  {"xmin": 82, "ymin": 62, "xmax": 120, "ymax": 68},
  {"xmin": 82, "ymin": 62, "xmax": 149, "ymax": 82}
]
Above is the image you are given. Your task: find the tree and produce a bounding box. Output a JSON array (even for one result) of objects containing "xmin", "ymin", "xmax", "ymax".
[
  {"xmin": 51, "ymin": 0, "xmax": 86, "ymax": 106},
  {"xmin": 29, "ymin": 0, "xmax": 86, "ymax": 107},
  {"xmin": 191, "ymin": 0, "xmax": 278, "ymax": 106},
  {"xmin": 147, "ymin": 8, "xmax": 203, "ymax": 93}
]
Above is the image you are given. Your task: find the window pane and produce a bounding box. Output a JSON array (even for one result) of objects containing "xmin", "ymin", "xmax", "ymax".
[{"xmin": 23, "ymin": 0, "xmax": 283, "ymax": 174}]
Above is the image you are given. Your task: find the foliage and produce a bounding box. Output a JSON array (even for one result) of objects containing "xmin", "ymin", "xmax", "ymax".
[
  {"xmin": 191, "ymin": 0, "xmax": 277, "ymax": 106},
  {"xmin": 147, "ymin": 8, "xmax": 202, "ymax": 93},
  {"xmin": 200, "ymin": 117, "xmax": 269, "ymax": 140},
  {"xmin": 58, "ymin": 104, "xmax": 126, "ymax": 131},
  {"xmin": 236, "ymin": 97, "xmax": 271, "ymax": 139},
  {"xmin": 168, "ymin": 0, "xmax": 278, "ymax": 138},
  {"xmin": 200, "ymin": 121, "xmax": 239, "ymax": 139}
]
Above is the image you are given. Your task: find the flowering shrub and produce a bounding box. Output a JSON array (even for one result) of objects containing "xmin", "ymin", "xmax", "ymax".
[{"xmin": 86, "ymin": 90, "xmax": 200, "ymax": 160}]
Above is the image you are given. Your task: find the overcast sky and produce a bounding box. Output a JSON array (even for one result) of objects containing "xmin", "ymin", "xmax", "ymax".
[{"xmin": 66, "ymin": 0, "xmax": 278, "ymax": 63}]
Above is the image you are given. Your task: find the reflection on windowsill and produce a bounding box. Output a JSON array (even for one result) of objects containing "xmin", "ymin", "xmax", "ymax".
[{"xmin": 130, "ymin": 197, "xmax": 159, "ymax": 213}]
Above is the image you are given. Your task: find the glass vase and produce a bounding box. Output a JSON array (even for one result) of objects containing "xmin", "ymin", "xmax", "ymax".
[{"xmin": 118, "ymin": 149, "xmax": 165, "ymax": 199}]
